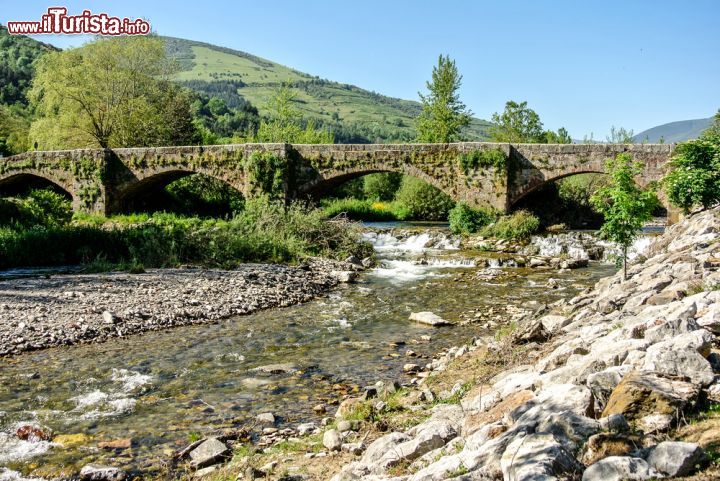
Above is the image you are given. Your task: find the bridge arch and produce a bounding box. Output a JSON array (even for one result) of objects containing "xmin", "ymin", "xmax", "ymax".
[
  {"xmin": 111, "ymin": 168, "xmax": 245, "ymax": 215},
  {"xmin": 0, "ymin": 171, "xmax": 75, "ymax": 200},
  {"xmin": 297, "ymin": 164, "xmax": 459, "ymax": 203},
  {"xmin": 509, "ymin": 169, "xmax": 605, "ymax": 208}
]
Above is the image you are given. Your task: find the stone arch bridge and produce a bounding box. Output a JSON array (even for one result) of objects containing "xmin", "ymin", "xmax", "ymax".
[{"xmin": 0, "ymin": 142, "xmax": 673, "ymax": 215}]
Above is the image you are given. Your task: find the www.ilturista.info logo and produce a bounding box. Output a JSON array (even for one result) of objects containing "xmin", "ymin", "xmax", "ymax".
[{"xmin": 7, "ymin": 7, "xmax": 151, "ymax": 36}]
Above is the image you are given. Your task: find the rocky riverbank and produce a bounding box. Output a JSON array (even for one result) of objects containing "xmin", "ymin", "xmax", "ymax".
[
  {"xmin": 0, "ymin": 258, "xmax": 362, "ymax": 357},
  {"xmin": 325, "ymin": 207, "xmax": 720, "ymax": 480},
  {"xmin": 167, "ymin": 208, "xmax": 720, "ymax": 481}
]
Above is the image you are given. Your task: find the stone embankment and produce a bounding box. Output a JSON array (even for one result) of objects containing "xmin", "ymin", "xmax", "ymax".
[
  {"xmin": 0, "ymin": 258, "xmax": 363, "ymax": 357},
  {"xmin": 329, "ymin": 207, "xmax": 720, "ymax": 480}
]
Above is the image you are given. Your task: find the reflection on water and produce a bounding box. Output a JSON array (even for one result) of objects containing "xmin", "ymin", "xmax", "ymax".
[{"xmin": 0, "ymin": 227, "xmax": 616, "ymax": 474}]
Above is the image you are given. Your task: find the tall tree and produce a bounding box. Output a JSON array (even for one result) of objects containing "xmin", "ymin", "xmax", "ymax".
[
  {"xmin": 606, "ymin": 126, "xmax": 635, "ymax": 144},
  {"xmin": 28, "ymin": 36, "xmax": 198, "ymax": 149},
  {"xmin": 255, "ymin": 83, "xmax": 333, "ymax": 144},
  {"xmin": 490, "ymin": 100, "xmax": 544, "ymax": 143},
  {"xmin": 415, "ymin": 55, "xmax": 471, "ymax": 143},
  {"xmin": 591, "ymin": 153, "xmax": 657, "ymax": 280}
]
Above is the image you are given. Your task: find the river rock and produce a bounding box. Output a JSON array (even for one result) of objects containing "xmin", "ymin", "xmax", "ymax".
[
  {"xmin": 601, "ymin": 371, "xmax": 700, "ymax": 420},
  {"xmin": 79, "ymin": 465, "xmax": 126, "ymax": 481},
  {"xmin": 646, "ymin": 441, "xmax": 708, "ymax": 477},
  {"xmin": 250, "ymin": 363, "xmax": 299, "ymax": 374},
  {"xmin": 500, "ymin": 433, "xmax": 581, "ymax": 481},
  {"xmin": 580, "ymin": 433, "xmax": 640, "ymax": 465},
  {"xmin": 409, "ymin": 311, "xmax": 452, "ymax": 326},
  {"xmin": 359, "ymin": 432, "xmax": 411, "ymax": 466},
  {"xmin": 539, "ymin": 314, "xmax": 569, "ymax": 334},
  {"xmin": 331, "ymin": 270, "xmax": 357, "ymax": 283},
  {"xmin": 582, "ymin": 456, "xmax": 657, "ymax": 481},
  {"xmin": 323, "ymin": 429, "xmax": 342, "ymax": 451},
  {"xmin": 641, "ymin": 346, "xmax": 715, "ymax": 386},
  {"xmin": 189, "ymin": 437, "xmax": 229, "ymax": 467},
  {"xmin": 256, "ymin": 412, "xmax": 275, "ymax": 425}
]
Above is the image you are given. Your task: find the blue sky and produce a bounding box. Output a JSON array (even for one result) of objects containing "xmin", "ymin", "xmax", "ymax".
[{"xmin": 2, "ymin": 0, "xmax": 719, "ymax": 139}]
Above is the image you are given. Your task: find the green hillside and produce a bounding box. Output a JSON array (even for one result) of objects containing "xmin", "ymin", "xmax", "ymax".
[
  {"xmin": 633, "ymin": 117, "xmax": 713, "ymax": 143},
  {"xmin": 164, "ymin": 36, "xmax": 491, "ymax": 143}
]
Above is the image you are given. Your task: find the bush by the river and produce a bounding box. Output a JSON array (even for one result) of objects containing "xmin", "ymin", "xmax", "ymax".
[
  {"xmin": 0, "ymin": 197, "xmax": 373, "ymax": 269},
  {"xmin": 321, "ymin": 198, "xmax": 402, "ymax": 221},
  {"xmin": 394, "ymin": 176, "xmax": 455, "ymax": 221},
  {"xmin": 480, "ymin": 210, "xmax": 540, "ymax": 239},
  {"xmin": 448, "ymin": 202, "xmax": 495, "ymax": 234},
  {"xmin": 0, "ymin": 189, "xmax": 73, "ymax": 228}
]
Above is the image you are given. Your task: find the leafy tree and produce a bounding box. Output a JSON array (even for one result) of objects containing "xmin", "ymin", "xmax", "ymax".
[
  {"xmin": 606, "ymin": 126, "xmax": 634, "ymax": 144},
  {"xmin": 541, "ymin": 127, "xmax": 572, "ymax": 144},
  {"xmin": 255, "ymin": 83, "xmax": 333, "ymax": 143},
  {"xmin": 490, "ymin": 101, "xmax": 544, "ymax": 143},
  {"xmin": 394, "ymin": 176, "xmax": 455, "ymax": 220},
  {"xmin": 363, "ymin": 173, "xmax": 402, "ymax": 201},
  {"xmin": 28, "ymin": 36, "xmax": 199, "ymax": 149},
  {"xmin": 591, "ymin": 153, "xmax": 657, "ymax": 280},
  {"xmin": 0, "ymin": 104, "xmax": 31, "ymax": 154},
  {"xmin": 415, "ymin": 55, "xmax": 471, "ymax": 143},
  {"xmin": 663, "ymin": 134, "xmax": 720, "ymax": 214},
  {"xmin": 0, "ymin": 25, "xmax": 58, "ymax": 106}
]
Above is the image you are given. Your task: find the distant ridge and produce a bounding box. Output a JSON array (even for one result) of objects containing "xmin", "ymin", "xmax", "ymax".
[{"xmin": 633, "ymin": 117, "xmax": 713, "ymax": 143}]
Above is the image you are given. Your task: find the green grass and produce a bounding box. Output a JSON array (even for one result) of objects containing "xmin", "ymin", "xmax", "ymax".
[
  {"xmin": 0, "ymin": 200, "xmax": 373, "ymax": 270},
  {"xmin": 165, "ymin": 37, "xmax": 492, "ymax": 143}
]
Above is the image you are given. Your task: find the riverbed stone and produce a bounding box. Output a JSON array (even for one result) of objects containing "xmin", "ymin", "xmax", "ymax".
[
  {"xmin": 409, "ymin": 312, "xmax": 452, "ymax": 326},
  {"xmin": 256, "ymin": 412, "xmax": 275, "ymax": 425},
  {"xmin": 323, "ymin": 429, "xmax": 342, "ymax": 451},
  {"xmin": 601, "ymin": 371, "xmax": 700, "ymax": 420},
  {"xmin": 79, "ymin": 465, "xmax": 126, "ymax": 481},
  {"xmin": 250, "ymin": 363, "xmax": 299, "ymax": 374},
  {"xmin": 189, "ymin": 438, "xmax": 229, "ymax": 467},
  {"xmin": 500, "ymin": 433, "xmax": 581, "ymax": 481},
  {"xmin": 642, "ymin": 346, "xmax": 715, "ymax": 386},
  {"xmin": 646, "ymin": 441, "xmax": 708, "ymax": 477},
  {"xmin": 582, "ymin": 456, "xmax": 657, "ymax": 481}
]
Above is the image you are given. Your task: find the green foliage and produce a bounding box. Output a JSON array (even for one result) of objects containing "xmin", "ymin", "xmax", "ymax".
[
  {"xmin": 321, "ymin": 198, "xmax": 401, "ymax": 221},
  {"xmin": 0, "ymin": 189, "xmax": 72, "ymax": 228},
  {"xmin": 606, "ymin": 126, "xmax": 635, "ymax": 144},
  {"xmin": 0, "ymin": 25, "xmax": 58, "ymax": 106},
  {"xmin": 479, "ymin": 210, "xmax": 540, "ymax": 239},
  {"xmin": 415, "ymin": 55, "xmax": 472, "ymax": 143},
  {"xmin": 663, "ymin": 124, "xmax": 720, "ymax": 213},
  {"xmin": 541, "ymin": 127, "xmax": 572, "ymax": 144},
  {"xmin": 394, "ymin": 176, "xmax": 455, "ymax": 221},
  {"xmin": 254, "ymin": 83, "xmax": 333, "ymax": 144},
  {"xmin": 244, "ymin": 151, "xmax": 287, "ymax": 199},
  {"xmin": 0, "ymin": 199, "xmax": 373, "ymax": 269},
  {"xmin": 591, "ymin": 153, "xmax": 657, "ymax": 279},
  {"xmin": 490, "ymin": 101, "xmax": 544, "ymax": 143},
  {"xmin": 363, "ymin": 173, "xmax": 402, "ymax": 201},
  {"xmin": 457, "ymin": 149, "xmax": 507, "ymax": 173},
  {"xmin": 0, "ymin": 104, "xmax": 31, "ymax": 154},
  {"xmin": 164, "ymin": 174, "xmax": 245, "ymax": 217},
  {"xmin": 448, "ymin": 202, "xmax": 496, "ymax": 234},
  {"xmin": 190, "ymin": 91, "xmax": 260, "ymax": 142},
  {"xmin": 29, "ymin": 36, "xmax": 199, "ymax": 149}
]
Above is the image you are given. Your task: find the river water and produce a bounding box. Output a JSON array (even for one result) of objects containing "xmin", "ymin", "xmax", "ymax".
[{"xmin": 0, "ymin": 225, "xmax": 619, "ymax": 477}]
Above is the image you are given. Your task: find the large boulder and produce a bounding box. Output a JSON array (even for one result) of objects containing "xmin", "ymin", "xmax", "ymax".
[
  {"xmin": 582, "ymin": 456, "xmax": 658, "ymax": 481},
  {"xmin": 601, "ymin": 371, "xmax": 700, "ymax": 421},
  {"xmin": 642, "ymin": 346, "xmax": 715, "ymax": 387},
  {"xmin": 646, "ymin": 441, "xmax": 708, "ymax": 477},
  {"xmin": 500, "ymin": 433, "xmax": 581, "ymax": 481}
]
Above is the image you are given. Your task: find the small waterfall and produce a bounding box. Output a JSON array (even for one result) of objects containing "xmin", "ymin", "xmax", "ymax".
[{"xmin": 524, "ymin": 231, "xmax": 655, "ymax": 263}]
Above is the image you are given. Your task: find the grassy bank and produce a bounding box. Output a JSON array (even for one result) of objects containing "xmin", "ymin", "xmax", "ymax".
[{"xmin": 0, "ymin": 195, "xmax": 372, "ymax": 270}]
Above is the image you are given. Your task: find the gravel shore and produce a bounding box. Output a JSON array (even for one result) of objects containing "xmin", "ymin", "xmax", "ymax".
[{"xmin": 0, "ymin": 258, "xmax": 360, "ymax": 357}]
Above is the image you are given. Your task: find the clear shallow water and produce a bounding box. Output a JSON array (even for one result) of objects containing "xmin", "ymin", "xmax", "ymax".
[{"xmin": 0, "ymin": 229, "xmax": 616, "ymax": 476}]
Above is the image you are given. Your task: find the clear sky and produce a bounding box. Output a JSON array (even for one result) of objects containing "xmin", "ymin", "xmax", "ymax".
[{"xmin": 2, "ymin": 0, "xmax": 718, "ymax": 139}]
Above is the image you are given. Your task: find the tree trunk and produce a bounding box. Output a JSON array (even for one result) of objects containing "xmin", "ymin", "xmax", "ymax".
[{"xmin": 623, "ymin": 245, "xmax": 628, "ymax": 281}]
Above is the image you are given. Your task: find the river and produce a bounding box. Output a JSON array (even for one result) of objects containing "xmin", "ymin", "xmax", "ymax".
[{"xmin": 0, "ymin": 225, "xmax": 620, "ymax": 477}]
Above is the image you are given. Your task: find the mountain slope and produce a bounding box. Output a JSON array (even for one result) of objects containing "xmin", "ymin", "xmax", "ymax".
[
  {"xmin": 633, "ymin": 117, "xmax": 713, "ymax": 143},
  {"xmin": 164, "ymin": 36, "xmax": 491, "ymax": 143}
]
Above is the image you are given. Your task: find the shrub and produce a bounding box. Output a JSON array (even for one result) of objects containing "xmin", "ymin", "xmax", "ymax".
[
  {"xmin": 663, "ymin": 139, "xmax": 720, "ymax": 213},
  {"xmin": 0, "ymin": 189, "xmax": 72, "ymax": 228},
  {"xmin": 479, "ymin": 210, "xmax": 540, "ymax": 239},
  {"xmin": 0, "ymin": 199, "xmax": 373, "ymax": 269},
  {"xmin": 448, "ymin": 202, "xmax": 496, "ymax": 234},
  {"xmin": 363, "ymin": 173, "xmax": 402, "ymax": 201},
  {"xmin": 394, "ymin": 177, "xmax": 455, "ymax": 221},
  {"xmin": 457, "ymin": 149, "xmax": 507, "ymax": 173},
  {"xmin": 320, "ymin": 198, "xmax": 398, "ymax": 221}
]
